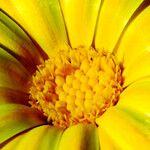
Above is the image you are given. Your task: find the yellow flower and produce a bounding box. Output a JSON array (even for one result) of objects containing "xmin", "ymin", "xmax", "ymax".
[{"xmin": 0, "ymin": 0, "xmax": 150, "ymax": 149}]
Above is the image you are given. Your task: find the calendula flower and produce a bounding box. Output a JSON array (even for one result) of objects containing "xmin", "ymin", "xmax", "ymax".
[{"xmin": 0, "ymin": 0, "xmax": 150, "ymax": 149}]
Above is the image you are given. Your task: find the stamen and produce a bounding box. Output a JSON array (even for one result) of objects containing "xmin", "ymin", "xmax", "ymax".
[{"xmin": 29, "ymin": 47, "xmax": 123, "ymax": 128}]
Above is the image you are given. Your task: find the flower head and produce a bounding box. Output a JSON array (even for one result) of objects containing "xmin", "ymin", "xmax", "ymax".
[{"xmin": 0, "ymin": 0, "xmax": 150, "ymax": 149}]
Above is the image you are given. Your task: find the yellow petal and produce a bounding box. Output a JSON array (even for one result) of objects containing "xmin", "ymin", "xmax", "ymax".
[
  {"xmin": 123, "ymin": 52, "xmax": 150, "ymax": 87},
  {"xmin": 0, "ymin": 87, "xmax": 28, "ymax": 105},
  {"xmin": 95, "ymin": 0, "xmax": 143, "ymax": 52},
  {"xmin": 116, "ymin": 6, "xmax": 150, "ymax": 65},
  {"xmin": 118, "ymin": 78, "xmax": 150, "ymax": 117},
  {"xmin": 0, "ymin": 104, "xmax": 45, "ymax": 144},
  {"xmin": 1, "ymin": 132, "xmax": 25, "ymax": 150},
  {"xmin": 98, "ymin": 128, "xmax": 118, "ymax": 150},
  {"xmin": 0, "ymin": 47, "xmax": 30, "ymax": 91},
  {"xmin": 59, "ymin": 124, "xmax": 99, "ymax": 150},
  {"xmin": 0, "ymin": 10, "xmax": 45, "ymax": 71},
  {"xmin": 60, "ymin": 0, "xmax": 101, "ymax": 48},
  {"xmin": 97, "ymin": 107, "xmax": 150, "ymax": 150},
  {"xmin": 0, "ymin": 0, "xmax": 68, "ymax": 56},
  {"xmin": 97, "ymin": 77, "xmax": 150, "ymax": 148},
  {"xmin": 5, "ymin": 125, "xmax": 63, "ymax": 150}
]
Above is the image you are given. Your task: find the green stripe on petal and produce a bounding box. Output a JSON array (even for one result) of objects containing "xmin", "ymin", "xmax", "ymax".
[
  {"xmin": 0, "ymin": 104, "xmax": 46, "ymax": 144},
  {"xmin": 3, "ymin": 125, "xmax": 63, "ymax": 150},
  {"xmin": 59, "ymin": 123, "xmax": 100, "ymax": 150},
  {"xmin": 0, "ymin": 47, "xmax": 30, "ymax": 91},
  {"xmin": 36, "ymin": 0, "xmax": 68, "ymax": 55},
  {"xmin": 117, "ymin": 107, "xmax": 150, "ymax": 138},
  {"xmin": 38, "ymin": 126, "xmax": 63, "ymax": 150},
  {"xmin": 0, "ymin": 10, "xmax": 45, "ymax": 72},
  {"xmin": 97, "ymin": 107, "xmax": 150, "ymax": 150},
  {"xmin": 1, "ymin": 131, "xmax": 24, "ymax": 150},
  {"xmin": 95, "ymin": 0, "xmax": 143, "ymax": 52},
  {"xmin": 1, "ymin": 125, "xmax": 63, "ymax": 150},
  {"xmin": 0, "ymin": 0, "xmax": 68, "ymax": 57},
  {"xmin": 103, "ymin": 78, "xmax": 150, "ymax": 148},
  {"xmin": 60, "ymin": 0, "xmax": 101, "ymax": 48}
]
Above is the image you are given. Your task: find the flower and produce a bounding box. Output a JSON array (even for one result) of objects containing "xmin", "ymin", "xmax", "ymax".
[{"xmin": 0, "ymin": 0, "xmax": 150, "ymax": 149}]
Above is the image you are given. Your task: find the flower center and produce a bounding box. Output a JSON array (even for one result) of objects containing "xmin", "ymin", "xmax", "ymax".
[{"xmin": 29, "ymin": 47, "xmax": 123, "ymax": 128}]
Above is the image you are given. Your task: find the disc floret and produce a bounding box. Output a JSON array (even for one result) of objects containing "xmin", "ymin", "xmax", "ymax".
[{"xmin": 29, "ymin": 47, "xmax": 123, "ymax": 128}]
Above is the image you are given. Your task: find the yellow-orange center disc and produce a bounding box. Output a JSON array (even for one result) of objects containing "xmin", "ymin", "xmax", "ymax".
[{"xmin": 29, "ymin": 47, "xmax": 123, "ymax": 128}]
